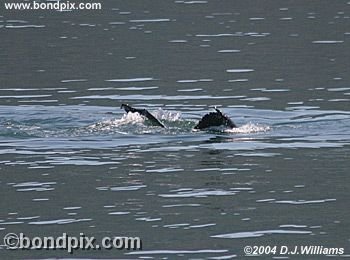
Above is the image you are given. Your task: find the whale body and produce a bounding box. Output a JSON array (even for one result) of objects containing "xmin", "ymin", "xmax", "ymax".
[
  {"xmin": 194, "ymin": 108, "xmax": 236, "ymax": 130},
  {"xmin": 120, "ymin": 104, "xmax": 237, "ymax": 130}
]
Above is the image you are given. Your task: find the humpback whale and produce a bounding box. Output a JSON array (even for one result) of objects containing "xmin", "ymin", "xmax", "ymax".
[
  {"xmin": 120, "ymin": 104, "xmax": 237, "ymax": 130},
  {"xmin": 194, "ymin": 108, "xmax": 236, "ymax": 130}
]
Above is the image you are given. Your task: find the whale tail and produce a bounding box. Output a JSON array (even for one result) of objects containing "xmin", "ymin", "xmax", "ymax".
[
  {"xmin": 194, "ymin": 108, "xmax": 236, "ymax": 130},
  {"xmin": 121, "ymin": 104, "xmax": 165, "ymax": 128}
]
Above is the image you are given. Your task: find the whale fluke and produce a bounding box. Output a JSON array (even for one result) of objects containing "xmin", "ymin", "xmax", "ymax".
[
  {"xmin": 194, "ymin": 108, "xmax": 236, "ymax": 130},
  {"xmin": 121, "ymin": 104, "xmax": 165, "ymax": 128}
]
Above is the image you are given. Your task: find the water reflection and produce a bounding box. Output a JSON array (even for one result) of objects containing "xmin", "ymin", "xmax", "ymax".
[{"xmin": 1, "ymin": 0, "xmax": 350, "ymax": 258}]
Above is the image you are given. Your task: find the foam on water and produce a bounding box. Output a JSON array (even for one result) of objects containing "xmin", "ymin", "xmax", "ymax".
[
  {"xmin": 88, "ymin": 112, "xmax": 145, "ymax": 131},
  {"xmin": 153, "ymin": 109, "xmax": 182, "ymax": 122},
  {"xmin": 86, "ymin": 109, "xmax": 184, "ymax": 135},
  {"xmin": 225, "ymin": 123, "xmax": 270, "ymax": 134},
  {"xmin": 87, "ymin": 110, "xmax": 269, "ymax": 136}
]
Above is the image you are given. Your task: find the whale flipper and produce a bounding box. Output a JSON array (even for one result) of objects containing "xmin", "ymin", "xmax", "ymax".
[
  {"xmin": 121, "ymin": 104, "xmax": 165, "ymax": 128},
  {"xmin": 194, "ymin": 108, "xmax": 236, "ymax": 130}
]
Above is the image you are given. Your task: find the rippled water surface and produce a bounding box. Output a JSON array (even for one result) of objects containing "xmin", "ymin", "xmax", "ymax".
[{"xmin": 1, "ymin": 1, "xmax": 350, "ymax": 259}]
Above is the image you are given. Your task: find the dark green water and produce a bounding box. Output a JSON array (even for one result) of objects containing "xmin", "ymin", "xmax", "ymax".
[{"xmin": 1, "ymin": 1, "xmax": 350, "ymax": 259}]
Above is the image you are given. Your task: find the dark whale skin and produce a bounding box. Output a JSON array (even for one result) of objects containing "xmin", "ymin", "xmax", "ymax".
[
  {"xmin": 120, "ymin": 104, "xmax": 236, "ymax": 130},
  {"xmin": 120, "ymin": 104, "xmax": 165, "ymax": 128},
  {"xmin": 194, "ymin": 108, "xmax": 236, "ymax": 130}
]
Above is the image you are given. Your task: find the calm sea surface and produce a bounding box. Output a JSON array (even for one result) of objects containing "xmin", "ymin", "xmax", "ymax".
[{"xmin": 1, "ymin": 0, "xmax": 350, "ymax": 259}]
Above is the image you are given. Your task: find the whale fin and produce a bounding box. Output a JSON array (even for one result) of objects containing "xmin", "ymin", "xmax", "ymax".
[
  {"xmin": 121, "ymin": 104, "xmax": 165, "ymax": 128},
  {"xmin": 194, "ymin": 108, "xmax": 236, "ymax": 130}
]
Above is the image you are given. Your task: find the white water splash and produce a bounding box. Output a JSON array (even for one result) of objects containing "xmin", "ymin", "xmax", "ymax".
[
  {"xmin": 88, "ymin": 112, "xmax": 145, "ymax": 131},
  {"xmin": 86, "ymin": 112, "xmax": 269, "ymax": 135},
  {"xmin": 83, "ymin": 109, "xmax": 185, "ymax": 135},
  {"xmin": 153, "ymin": 108, "xmax": 182, "ymax": 121},
  {"xmin": 225, "ymin": 123, "xmax": 270, "ymax": 134}
]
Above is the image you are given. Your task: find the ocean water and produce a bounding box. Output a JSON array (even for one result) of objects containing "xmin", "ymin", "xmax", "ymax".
[{"xmin": 1, "ymin": 0, "xmax": 350, "ymax": 259}]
